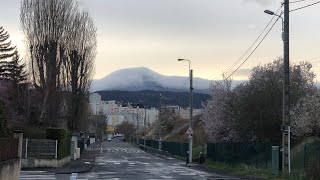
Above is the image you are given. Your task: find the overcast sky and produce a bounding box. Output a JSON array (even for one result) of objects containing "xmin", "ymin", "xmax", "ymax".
[{"xmin": 1, "ymin": 0, "xmax": 320, "ymax": 81}]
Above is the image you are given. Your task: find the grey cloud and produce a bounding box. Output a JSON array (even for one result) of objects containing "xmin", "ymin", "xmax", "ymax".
[
  {"xmin": 243, "ymin": 0, "xmax": 276, "ymax": 6},
  {"xmin": 235, "ymin": 69, "xmax": 252, "ymax": 77}
]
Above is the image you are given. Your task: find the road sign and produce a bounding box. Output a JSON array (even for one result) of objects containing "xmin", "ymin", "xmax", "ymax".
[{"xmin": 186, "ymin": 128, "xmax": 194, "ymax": 135}]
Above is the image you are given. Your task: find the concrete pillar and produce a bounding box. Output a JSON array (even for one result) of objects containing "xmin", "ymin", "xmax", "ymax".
[
  {"xmin": 13, "ymin": 130, "xmax": 23, "ymax": 174},
  {"xmin": 71, "ymin": 135, "xmax": 78, "ymax": 160},
  {"xmin": 13, "ymin": 130, "xmax": 23, "ymax": 158}
]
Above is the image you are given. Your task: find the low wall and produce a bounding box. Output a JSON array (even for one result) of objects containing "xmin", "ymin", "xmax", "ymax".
[
  {"xmin": 22, "ymin": 156, "xmax": 70, "ymax": 168},
  {"xmin": 0, "ymin": 158, "xmax": 20, "ymax": 180}
]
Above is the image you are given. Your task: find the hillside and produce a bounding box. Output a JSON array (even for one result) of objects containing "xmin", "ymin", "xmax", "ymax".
[{"xmin": 95, "ymin": 90, "xmax": 210, "ymax": 109}]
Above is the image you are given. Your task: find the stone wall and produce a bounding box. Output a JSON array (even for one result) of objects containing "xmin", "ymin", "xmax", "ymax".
[
  {"xmin": 0, "ymin": 158, "xmax": 20, "ymax": 180},
  {"xmin": 21, "ymin": 156, "xmax": 70, "ymax": 168}
]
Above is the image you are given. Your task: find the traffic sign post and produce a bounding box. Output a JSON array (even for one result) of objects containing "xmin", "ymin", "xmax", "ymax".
[
  {"xmin": 158, "ymin": 137, "xmax": 162, "ymax": 150},
  {"xmin": 186, "ymin": 128, "xmax": 194, "ymax": 135}
]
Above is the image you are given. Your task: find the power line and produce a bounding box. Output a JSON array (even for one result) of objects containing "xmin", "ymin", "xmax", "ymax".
[
  {"xmin": 212, "ymin": 5, "xmax": 283, "ymax": 80},
  {"xmin": 183, "ymin": 77, "xmax": 189, "ymax": 86},
  {"xmin": 290, "ymin": 1, "xmax": 320, "ymax": 12},
  {"xmin": 290, "ymin": 0, "xmax": 309, "ymax": 3},
  {"xmin": 224, "ymin": 16, "xmax": 281, "ymax": 80}
]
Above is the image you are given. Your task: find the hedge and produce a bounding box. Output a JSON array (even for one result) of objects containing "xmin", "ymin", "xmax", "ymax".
[{"xmin": 46, "ymin": 128, "xmax": 70, "ymax": 159}]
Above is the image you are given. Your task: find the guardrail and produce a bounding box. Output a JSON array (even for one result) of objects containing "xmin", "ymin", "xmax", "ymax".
[{"xmin": 139, "ymin": 144, "xmax": 170, "ymax": 158}]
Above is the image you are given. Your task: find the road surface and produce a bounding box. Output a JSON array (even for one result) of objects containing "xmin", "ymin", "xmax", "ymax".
[{"xmin": 20, "ymin": 138, "xmax": 239, "ymax": 180}]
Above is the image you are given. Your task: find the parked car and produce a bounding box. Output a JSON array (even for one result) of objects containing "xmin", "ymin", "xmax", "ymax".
[{"xmin": 107, "ymin": 134, "xmax": 113, "ymax": 141}]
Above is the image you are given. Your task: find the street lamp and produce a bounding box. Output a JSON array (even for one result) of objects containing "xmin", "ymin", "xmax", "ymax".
[
  {"xmin": 264, "ymin": 10, "xmax": 284, "ymax": 31},
  {"xmin": 178, "ymin": 58, "xmax": 193, "ymax": 166},
  {"xmin": 264, "ymin": 10, "xmax": 275, "ymax": 15},
  {"xmin": 178, "ymin": 59, "xmax": 191, "ymax": 77}
]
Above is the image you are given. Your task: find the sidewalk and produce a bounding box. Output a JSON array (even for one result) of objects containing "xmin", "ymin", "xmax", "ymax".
[
  {"xmin": 54, "ymin": 149, "xmax": 96, "ymax": 174},
  {"xmin": 137, "ymin": 143, "xmax": 262, "ymax": 180},
  {"xmin": 188, "ymin": 162, "xmax": 264, "ymax": 180}
]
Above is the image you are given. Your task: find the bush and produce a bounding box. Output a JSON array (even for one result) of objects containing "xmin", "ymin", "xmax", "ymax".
[
  {"xmin": 22, "ymin": 127, "xmax": 47, "ymax": 139},
  {"xmin": 46, "ymin": 128, "xmax": 70, "ymax": 159},
  {"xmin": 0, "ymin": 104, "xmax": 8, "ymax": 138}
]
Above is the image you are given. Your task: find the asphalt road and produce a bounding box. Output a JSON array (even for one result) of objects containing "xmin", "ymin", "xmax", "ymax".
[{"xmin": 20, "ymin": 138, "xmax": 240, "ymax": 180}]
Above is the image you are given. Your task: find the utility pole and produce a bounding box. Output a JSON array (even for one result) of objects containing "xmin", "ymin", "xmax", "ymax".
[
  {"xmin": 144, "ymin": 106, "xmax": 146, "ymax": 146},
  {"xmin": 136, "ymin": 108, "xmax": 139, "ymax": 145},
  {"xmin": 282, "ymin": 0, "xmax": 291, "ymax": 174},
  {"xmin": 177, "ymin": 58, "xmax": 193, "ymax": 166},
  {"xmin": 157, "ymin": 93, "xmax": 162, "ymax": 150},
  {"xmin": 188, "ymin": 69, "xmax": 193, "ymax": 165}
]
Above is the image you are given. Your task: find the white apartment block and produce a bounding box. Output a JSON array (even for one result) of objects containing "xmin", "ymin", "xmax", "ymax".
[
  {"xmin": 89, "ymin": 93, "xmax": 158, "ymax": 128},
  {"xmin": 88, "ymin": 93, "xmax": 202, "ymax": 128}
]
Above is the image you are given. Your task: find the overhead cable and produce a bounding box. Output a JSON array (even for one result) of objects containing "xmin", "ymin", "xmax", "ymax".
[
  {"xmin": 290, "ymin": 1, "xmax": 320, "ymax": 12},
  {"xmin": 213, "ymin": 5, "xmax": 283, "ymax": 80},
  {"xmin": 224, "ymin": 16, "xmax": 282, "ymax": 80}
]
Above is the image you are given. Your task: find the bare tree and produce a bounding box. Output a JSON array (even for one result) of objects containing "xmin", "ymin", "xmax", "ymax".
[
  {"xmin": 117, "ymin": 121, "xmax": 135, "ymax": 140},
  {"xmin": 21, "ymin": 0, "xmax": 76, "ymax": 126},
  {"xmin": 20, "ymin": 0, "xmax": 96, "ymax": 129},
  {"xmin": 62, "ymin": 10, "xmax": 97, "ymax": 131}
]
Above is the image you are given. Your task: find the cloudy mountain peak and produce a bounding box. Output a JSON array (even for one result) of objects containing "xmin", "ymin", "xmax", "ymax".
[{"xmin": 91, "ymin": 67, "xmax": 212, "ymax": 93}]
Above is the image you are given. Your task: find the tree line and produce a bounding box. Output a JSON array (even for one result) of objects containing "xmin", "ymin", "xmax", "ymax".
[
  {"xmin": 202, "ymin": 59, "xmax": 317, "ymax": 144},
  {"xmin": 0, "ymin": 0, "xmax": 97, "ymax": 137}
]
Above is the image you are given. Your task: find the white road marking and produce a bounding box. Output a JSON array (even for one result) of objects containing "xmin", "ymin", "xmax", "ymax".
[
  {"xmin": 20, "ymin": 171, "xmax": 56, "ymax": 180},
  {"xmin": 121, "ymin": 155, "xmax": 128, "ymax": 160}
]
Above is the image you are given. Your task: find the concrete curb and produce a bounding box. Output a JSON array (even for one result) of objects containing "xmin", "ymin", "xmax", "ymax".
[
  {"xmin": 54, "ymin": 164, "xmax": 94, "ymax": 174},
  {"xmin": 189, "ymin": 163, "xmax": 264, "ymax": 180}
]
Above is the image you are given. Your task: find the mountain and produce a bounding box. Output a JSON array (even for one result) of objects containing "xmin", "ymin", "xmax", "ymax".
[
  {"xmin": 96, "ymin": 90, "xmax": 210, "ymax": 109},
  {"xmin": 91, "ymin": 67, "xmax": 212, "ymax": 93}
]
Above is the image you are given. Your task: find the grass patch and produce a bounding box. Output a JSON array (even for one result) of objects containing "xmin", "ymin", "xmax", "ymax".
[
  {"xmin": 205, "ymin": 160, "xmax": 306, "ymax": 180},
  {"xmin": 192, "ymin": 145, "xmax": 206, "ymax": 158}
]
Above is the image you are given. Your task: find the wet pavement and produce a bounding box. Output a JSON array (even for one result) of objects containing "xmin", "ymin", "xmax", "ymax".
[{"xmin": 20, "ymin": 138, "xmax": 241, "ymax": 180}]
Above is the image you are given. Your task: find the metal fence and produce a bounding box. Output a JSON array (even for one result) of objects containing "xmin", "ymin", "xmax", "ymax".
[
  {"xmin": 22, "ymin": 139, "xmax": 58, "ymax": 159},
  {"xmin": 162, "ymin": 141, "xmax": 188, "ymax": 157},
  {"xmin": 136, "ymin": 138, "xmax": 188, "ymax": 158},
  {"xmin": 145, "ymin": 139, "xmax": 159, "ymax": 149},
  {"xmin": 0, "ymin": 138, "xmax": 19, "ymax": 162},
  {"xmin": 207, "ymin": 143, "xmax": 272, "ymax": 168},
  {"xmin": 291, "ymin": 142, "xmax": 320, "ymax": 172}
]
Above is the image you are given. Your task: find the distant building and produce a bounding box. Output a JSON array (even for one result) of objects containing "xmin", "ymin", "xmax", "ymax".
[
  {"xmin": 88, "ymin": 94, "xmax": 159, "ymax": 128},
  {"xmin": 163, "ymin": 105, "xmax": 202, "ymax": 119},
  {"xmin": 88, "ymin": 93, "xmax": 202, "ymax": 130},
  {"xmin": 178, "ymin": 107, "xmax": 202, "ymax": 119}
]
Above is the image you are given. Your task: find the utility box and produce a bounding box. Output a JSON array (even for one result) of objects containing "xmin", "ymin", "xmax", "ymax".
[
  {"xmin": 272, "ymin": 146, "xmax": 279, "ymax": 176},
  {"xmin": 75, "ymin": 148, "xmax": 81, "ymax": 159}
]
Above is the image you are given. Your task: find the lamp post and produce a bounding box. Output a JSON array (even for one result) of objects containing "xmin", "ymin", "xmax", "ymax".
[
  {"xmin": 264, "ymin": 0, "xmax": 291, "ymax": 174},
  {"xmin": 264, "ymin": 10, "xmax": 284, "ymax": 31},
  {"xmin": 178, "ymin": 58, "xmax": 193, "ymax": 166}
]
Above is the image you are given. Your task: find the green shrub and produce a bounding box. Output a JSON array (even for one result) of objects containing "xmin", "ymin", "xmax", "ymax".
[
  {"xmin": 0, "ymin": 104, "xmax": 8, "ymax": 138},
  {"xmin": 22, "ymin": 127, "xmax": 47, "ymax": 139},
  {"xmin": 46, "ymin": 128, "xmax": 70, "ymax": 159}
]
